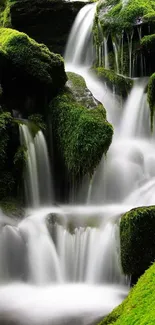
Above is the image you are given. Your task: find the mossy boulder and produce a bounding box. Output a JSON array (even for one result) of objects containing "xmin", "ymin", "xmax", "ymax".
[
  {"xmin": 67, "ymin": 72, "xmax": 101, "ymax": 109},
  {"xmin": 0, "ymin": 197, "xmax": 25, "ymax": 219},
  {"xmin": 0, "ymin": 28, "xmax": 67, "ymax": 115},
  {"xmin": 98, "ymin": 0, "xmax": 155, "ymax": 34},
  {"xmin": 50, "ymin": 73, "xmax": 113, "ymax": 177},
  {"xmin": 120, "ymin": 206, "xmax": 155, "ymax": 280},
  {"xmin": 98, "ymin": 262, "xmax": 155, "ymax": 325},
  {"xmin": 147, "ymin": 73, "xmax": 155, "ymax": 131},
  {"xmin": 92, "ymin": 67, "xmax": 133, "ymax": 97},
  {"xmin": 0, "ymin": 0, "xmax": 86, "ymax": 54}
]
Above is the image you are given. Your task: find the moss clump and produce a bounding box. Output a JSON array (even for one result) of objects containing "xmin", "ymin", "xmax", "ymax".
[
  {"xmin": 98, "ymin": 262, "xmax": 155, "ymax": 325},
  {"xmin": 98, "ymin": 0, "xmax": 155, "ymax": 34},
  {"xmin": 0, "ymin": 28, "xmax": 66, "ymax": 89},
  {"xmin": 147, "ymin": 73, "xmax": 155, "ymax": 131},
  {"xmin": 92, "ymin": 67, "xmax": 133, "ymax": 97},
  {"xmin": 0, "ymin": 197, "xmax": 25, "ymax": 219},
  {"xmin": 50, "ymin": 88, "xmax": 113, "ymax": 176},
  {"xmin": 120, "ymin": 206, "xmax": 155, "ymax": 278},
  {"xmin": 67, "ymin": 72, "xmax": 100, "ymax": 109},
  {"xmin": 0, "ymin": 28, "xmax": 67, "ymax": 115},
  {"xmin": 141, "ymin": 34, "xmax": 155, "ymax": 51}
]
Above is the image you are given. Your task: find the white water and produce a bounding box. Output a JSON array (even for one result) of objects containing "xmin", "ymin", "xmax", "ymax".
[
  {"xmin": 0, "ymin": 2, "xmax": 152, "ymax": 325},
  {"xmin": 20, "ymin": 125, "xmax": 53, "ymax": 207}
]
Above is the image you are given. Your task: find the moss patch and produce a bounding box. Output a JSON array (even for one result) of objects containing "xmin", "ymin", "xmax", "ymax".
[
  {"xmin": 120, "ymin": 206, "xmax": 155, "ymax": 278},
  {"xmin": 0, "ymin": 197, "xmax": 25, "ymax": 219},
  {"xmin": 98, "ymin": 262, "xmax": 155, "ymax": 325},
  {"xmin": 98, "ymin": 0, "xmax": 155, "ymax": 34},
  {"xmin": 92, "ymin": 67, "xmax": 133, "ymax": 97},
  {"xmin": 0, "ymin": 28, "xmax": 67, "ymax": 115},
  {"xmin": 147, "ymin": 73, "xmax": 155, "ymax": 131},
  {"xmin": 50, "ymin": 87, "xmax": 113, "ymax": 176}
]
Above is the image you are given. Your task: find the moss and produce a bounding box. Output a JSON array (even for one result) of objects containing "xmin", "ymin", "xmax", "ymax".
[
  {"xmin": 92, "ymin": 67, "xmax": 133, "ymax": 97},
  {"xmin": 50, "ymin": 89, "xmax": 113, "ymax": 176},
  {"xmin": 147, "ymin": 73, "xmax": 155, "ymax": 131},
  {"xmin": 0, "ymin": 28, "xmax": 66, "ymax": 88},
  {"xmin": 141, "ymin": 34, "xmax": 155, "ymax": 51},
  {"xmin": 98, "ymin": 262, "xmax": 155, "ymax": 325},
  {"xmin": 67, "ymin": 72, "xmax": 99, "ymax": 109},
  {"xmin": 28, "ymin": 114, "xmax": 46, "ymax": 131},
  {"xmin": 98, "ymin": 0, "xmax": 155, "ymax": 34},
  {"xmin": 120, "ymin": 206, "xmax": 155, "ymax": 277},
  {"xmin": 0, "ymin": 197, "xmax": 25, "ymax": 218}
]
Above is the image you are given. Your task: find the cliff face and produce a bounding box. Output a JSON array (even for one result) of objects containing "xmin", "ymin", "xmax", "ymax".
[{"xmin": 8, "ymin": 0, "xmax": 86, "ymax": 55}]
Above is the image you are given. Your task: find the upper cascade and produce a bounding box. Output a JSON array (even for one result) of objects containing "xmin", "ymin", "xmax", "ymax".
[{"xmin": 65, "ymin": 3, "xmax": 97, "ymax": 67}]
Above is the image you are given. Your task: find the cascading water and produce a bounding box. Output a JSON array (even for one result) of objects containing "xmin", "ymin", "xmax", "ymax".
[
  {"xmin": 19, "ymin": 124, "xmax": 53, "ymax": 207},
  {"xmin": 0, "ymin": 2, "xmax": 152, "ymax": 325}
]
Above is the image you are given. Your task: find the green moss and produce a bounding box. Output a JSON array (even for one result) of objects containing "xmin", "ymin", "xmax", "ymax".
[
  {"xmin": 141, "ymin": 34, "xmax": 155, "ymax": 51},
  {"xmin": 50, "ymin": 89, "xmax": 113, "ymax": 176},
  {"xmin": 120, "ymin": 206, "xmax": 155, "ymax": 277},
  {"xmin": 98, "ymin": 262, "xmax": 155, "ymax": 325},
  {"xmin": 147, "ymin": 73, "xmax": 155, "ymax": 131},
  {"xmin": 0, "ymin": 197, "xmax": 25, "ymax": 218},
  {"xmin": 0, "ymin": 28, "xmax": 66, "ymax": 89},
  {"xmin": 92, "ymin": 67, "xmax": 133, "ymax": 97},
  {"xmin": 0, "ymin": 111, "xmax": 12, "ymax": 167},
  {"xmin": 98, "ymin": 0, "xmax": 155, "ymax": 34},
  {"xmin": 28, "ymin": 114, "xmax": 46, "ymax": 131}
]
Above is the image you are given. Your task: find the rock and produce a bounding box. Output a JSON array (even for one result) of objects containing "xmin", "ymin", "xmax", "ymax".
[
  {"xmin": 4, "ymin": 0, "xmax": 87, "ymax": 55},
  {"xmin": 120, "ymin": 206, "xmax": 155, "ymax": 280},
  {"xmin": 0, "ymin": 28, "xmax": 67, "ymax": 115}
]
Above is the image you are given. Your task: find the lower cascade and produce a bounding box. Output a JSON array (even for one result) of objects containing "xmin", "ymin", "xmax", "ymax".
[{"xmin": 0, "ymin": 1, "xmax": 154, "ymax": 325}]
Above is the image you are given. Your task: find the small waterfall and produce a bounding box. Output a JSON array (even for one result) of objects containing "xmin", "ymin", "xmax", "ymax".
[
  {"xmin": 120, "ymin": 78, "xmax": 148, "ymax": 137},
  {"xmin": 20, "ymin": 124, "xmax": 53, "ymax": 207},
  {"xmin": 0, "ymin": 207, "xmax": 125, "ymax": 285},
  {"xmin": 104, "ymin": 36, "xmax": 110, "ymax": 69},
  {"xmin": 65, "ymin": 3, "xmax": 97, "ymax": 67},
  {"xmin": 127, "ymin": 31, "xmax": 134, "ymax": 77},
  {"xmin": 113, "ymin": 40, "xmax": 119, "ymax": 73}
]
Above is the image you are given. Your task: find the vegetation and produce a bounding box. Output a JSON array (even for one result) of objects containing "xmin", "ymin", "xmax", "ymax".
[
  {"xmin": 97, "ymin": 0, "xmax": 155, "ymax": 34},
  {"xmin": 120, "ymin": 206, "xmax": 155, "ymax": 278},
  {"xmin": 98, "ymin": 261, "xmax": 155, "ymax": 325},
  {"xmin": 50, "ymin": 86, "xmax": 113, "ymax": 176},
  {"xmin": 147, "ymin": 73, "xmax": 155, "ymax": 131},
  {"xmin": 0, "ymin": 28, "xmax": 66, "ymax": 88},
  {"xmin": 0, "ymin": 197, "xmax": 25, "ymax": 218},
  {"xmin": 92, "ymin": 67, "xmax": 133, "ymax": 97}
]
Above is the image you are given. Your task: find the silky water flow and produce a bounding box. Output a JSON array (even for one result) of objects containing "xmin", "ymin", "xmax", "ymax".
[{"xmin": 0, "ymin": 2, "xmax": 151, "ymax": 325}]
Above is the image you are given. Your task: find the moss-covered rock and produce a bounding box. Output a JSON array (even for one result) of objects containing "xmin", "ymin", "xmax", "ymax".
[
  {"xmin": 98, "ymin": 262, "xmax": 155, "ymax": 325},
  {"xmin": 0, "ymin": 197, "xmax": 25, "ymax": 219},
  {"xmin": 147, "ymin": 73, "xmax": 155, "ymax": 131},
  {"xmin": 0, "ymin": 0, "xmax": 86, "ymax": 54},
  {"xmin": 50, "ymin": 76, "xmax": 113, "ymax": 176},
  {"xmin": 0, "ymin": 28, "xmax": 67, "ymax": 115},
  {"xmin": 92, "ymin": 67, "xmax": 133, "ymax": 97},
  {"xmin": 120, "ymin": 206, "xmax": 155, "ymax": 279},
  {"xmin": 67, "ymin": 72, "xmax": 101, "ymax": 109},
  {"xmin": 98, "ymin": 0, "xmax": 155, "ymax": 34}
]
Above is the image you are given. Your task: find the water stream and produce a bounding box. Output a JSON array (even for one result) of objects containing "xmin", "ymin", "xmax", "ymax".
[{"xmin": 0, "ymin": 2, "xmax": 153, "ymax": 325}]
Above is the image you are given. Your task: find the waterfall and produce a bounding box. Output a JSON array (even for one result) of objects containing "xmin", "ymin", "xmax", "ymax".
[
  {"xmin": 104, "ymin": 36, "xmax": 110, "ymax": 69},
  {"xmin": 65, "ymin": 3, "xmax": 97, "ymax": 67},
  {"xmin": 20, "ymin": 124, "xmax": 53, "ymax": 207},
  {"xmin": 1, "ymin": 3, "xmax": 153, "ymax": 325},
  {"xmin": 113, "ymin": 41, "xmax": 119, "ymax": 74}
]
